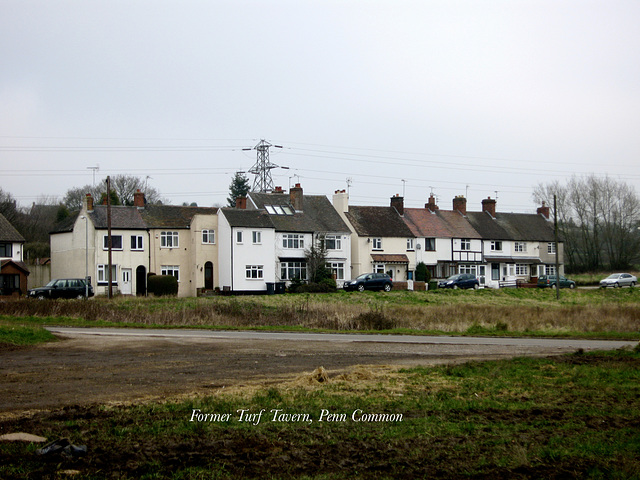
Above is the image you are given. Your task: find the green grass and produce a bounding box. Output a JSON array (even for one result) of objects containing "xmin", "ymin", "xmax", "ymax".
[
  {"xmin": 0, "ymin": 324, "xmax": 57, "ymax": 346},
  {"xmin": 2, "ymin": 348, "xmax": 640, "ymax": 478}
]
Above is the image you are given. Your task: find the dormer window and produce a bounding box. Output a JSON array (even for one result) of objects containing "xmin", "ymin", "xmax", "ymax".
[{"xmin": 265, "ymin": 205, "xmax": 294, "ymax": 215}]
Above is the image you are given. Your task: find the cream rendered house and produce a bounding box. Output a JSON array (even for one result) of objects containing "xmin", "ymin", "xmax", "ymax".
[{"xmin": 51, "ymin": 192, "xmax": 218, "ymax": 297}]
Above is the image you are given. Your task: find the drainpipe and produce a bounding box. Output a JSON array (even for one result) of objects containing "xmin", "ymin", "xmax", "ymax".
[{"xmin": 230, "ymin": 228, "xmax": 234, "ymax": 291}]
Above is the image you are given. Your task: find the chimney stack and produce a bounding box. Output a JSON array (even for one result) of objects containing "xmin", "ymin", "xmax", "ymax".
[
  {"xmin": 134, "ymin": 189, "xmax": 145, "ymax": 208},
  {"xmin": 425, "ymin": 194, "xmax": 438, "ymax": 212},
  {"xmin": 290, "ymin": 183, "xmax": 303, "ymax": 211},
  {"xmin": 481, "ymin": 196, "xmax": 496, "ymax": 217},
  {"xmin": 274, "ymin": 186, "xmax": 284, "ymax": 193},
  {"xmin": 332, "ymin": 189, "xmax": 348, "ymax": 213},
  {"xmin": 537, "ymin": 201, "xmax": 550, "ymax": 219},
  {"xmin": 390, "ymin": 194, "xmax": 404, "ymax": 216},
  {"xmin": 84, "ymin": 193, "xmax": 94, "ymax": 212},
  {"xmin": 235, "ymin": 196, "xmax": 247, "ymax": 209},
  {"xmin": 453, "ymin": 195, "xmax": 467, "ymax": 215}
]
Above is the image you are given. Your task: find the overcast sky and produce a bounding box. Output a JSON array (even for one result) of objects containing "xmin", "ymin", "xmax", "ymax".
[{"xmin": 2, "ymin": 0, "xmax": 639, "ymax": 213}]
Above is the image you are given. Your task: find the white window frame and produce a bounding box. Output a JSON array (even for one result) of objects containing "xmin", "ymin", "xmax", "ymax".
[
  {"xmin": 547, "ymin": 242, "xmax": 556, "ymax": 254},
  {"xmin": 280, "ymin": 261, "xmax": 307, "ymax": 281},
  {"xmin": 283, "ymin": 234, "xmax": 304, "ymax": 249},
  {"xmin": 407, "ymin": 238, "xmax": 414, "ymax": 250},
  {"xmin": 97, "ymin": 264, "xmax": 117, "ymax": 284},
  {"xmin": 460, "ymin": 238, "xmax": 471, "ymax": 251},
  {"xmin": 245, "ymin": 265, "xmax": 264, "ymax": 279},
  {"xmin": 161, "ymin": 231, "xmax": 179, "ymax": 248},
  {"xmin": 323, "ymin": 235, "xmax": 341, "ymax": 250},
  {"xmin": 202, "ymin": 229, "xmax": 215, "ymax": 244},
  {"xmin": 514, "ymin": 242, "xmax": 527, "ymax": 253},
  {"xmin": 326, "ymin": 262, "xmax": 345, "ymax": 280},
  {"xmin": 103, "ymin": 235, "xmax": 123, "ymax": 251},
  {"xmin": 252, "ymin": 231, "xmax": 262, "ymax": 244},
  {"xmin": 459, "ymin": 264, "xmax": 477, "ymax": 276},
  {"xmin": 425, "ymin": 238, "xmax": 436, "ymax": 251},
  {"xmin": 515, "ymin": 264, "xmax": 529, "ymax": 276},
  {"xmin": 130, "ymin": 235, "xmax": 144, "ymax": 251},
  {"xmin": 545, "ymin": 265, "xmax": 556, "ymax": 275},
  {"xmin": 373, "ymin": 263, "xmax": 385, "ymax": 273},
  {"xmin": 161, "ymin": 265, "xmax": 180, "ymax": 281},
  {"xmin": 372, "ymin": 238, "xmax": 382, "ymax": 250},
  {"xmin": 490, "ymin": 241, "xmax": 502, "ymax": 251}
]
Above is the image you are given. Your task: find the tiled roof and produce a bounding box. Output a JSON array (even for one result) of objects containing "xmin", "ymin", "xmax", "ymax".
[
  {"xmin": 403, "ymin": 208, "xmax": 456, "ymax": 238},
  {"xmin": 371, "ymin": 254, "xmax": 409, "ymax": 263},
  {"xmin": 345, "ymin": 206, "xmax": 414, "ymax": 237},
  {"xmin": 1, "ymin": 259, "xmax": 30, "ymax": 274},
  {"xmin": 249, "ymin": 193, "xmax": 350, "ymax": 233},
  {"xmin": 52, "ymin": 205, "xmax": 219, "ymax": 233},
  {"xmin": 467, "ymin": 211, "xmax": 555, "ymax": 242},
  {"xmin": 435, "ymin": 210, "xmax": 482, "ymax": 239},
  {"xmin": 0, "ymin": 213, "xmax": 25, "ymax": 242},
  {"xmin": 220, "ymin": 208, "xmax": 275, "ymax": 228}
]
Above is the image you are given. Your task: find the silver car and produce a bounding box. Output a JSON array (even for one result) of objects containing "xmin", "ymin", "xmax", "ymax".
[{"xmin": 599, "ymin": 273, "xmax": 637, "ymax": 288}]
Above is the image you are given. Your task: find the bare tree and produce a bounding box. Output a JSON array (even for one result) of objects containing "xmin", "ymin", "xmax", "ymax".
[
  {"xmin": 63, "ymin": 175, "xmax": 164, "ymax": 211},
  {"xmin": 533, "ymin": 175, "xmax": 640, "ymax": 271}
]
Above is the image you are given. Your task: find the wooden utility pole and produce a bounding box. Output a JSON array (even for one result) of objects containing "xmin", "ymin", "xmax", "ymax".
[
  {"xmin": 107, "ymin": 176, "xmax": 113, "ymax": 299},
  {"xmin": 554, "ymin": 194, "xmax": 560, "ymax": 300}
]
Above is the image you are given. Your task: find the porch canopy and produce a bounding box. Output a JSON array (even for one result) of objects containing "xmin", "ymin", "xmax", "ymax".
[
  {"xmin": 483, "ymin": 256, "xmax": 542, "ymax": 264},
  {"xmin": 370, "ymin": 254, "xmax": 409, "ymax": 264}
]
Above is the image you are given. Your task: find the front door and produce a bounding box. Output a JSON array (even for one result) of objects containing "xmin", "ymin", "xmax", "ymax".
[
  {"xmin": 121, "ymin": 268, "xmax": 132, "ymax": 295},
  {"xmin": 204, "ymin": 262, "xmax": 214, "ymax": 290}
]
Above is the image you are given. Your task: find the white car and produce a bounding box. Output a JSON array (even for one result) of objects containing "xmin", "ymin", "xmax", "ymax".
[{"xmin": 599, "ymin": 273, "xmax": 637, "ymax": 288}]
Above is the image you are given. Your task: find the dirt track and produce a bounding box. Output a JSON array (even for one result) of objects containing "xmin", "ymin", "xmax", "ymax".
[{"xmin": 0, "ymin": 331, "xmax": 608, "ymax": 417}]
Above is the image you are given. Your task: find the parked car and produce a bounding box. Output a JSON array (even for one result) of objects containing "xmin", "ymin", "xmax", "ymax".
[
  {"xmin": 343, "ymin": 273, "xmax": 393, "ymax": 292},
  {"xmin": 599, "ymin": 273, "xmax": 637, "ymax": 288},
  {"xmin": 438, "ymin": 273, "xmax": 479, "ymax": 290},
  {"xmin": 537, "ymin": 275, "xmax": 576, "ymax": 289},
  {"xmin": 28, "ymin": 278, "xmax": 94, "ymax": 299}
]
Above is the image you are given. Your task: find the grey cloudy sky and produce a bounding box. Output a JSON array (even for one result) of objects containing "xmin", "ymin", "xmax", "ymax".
[{"xmin": 2, "ymin": 0, "xmax": 639, "ymax": 212}]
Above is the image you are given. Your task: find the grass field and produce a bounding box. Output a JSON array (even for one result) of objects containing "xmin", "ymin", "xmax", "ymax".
[
  {"xmin": 1, "ymin": 288, "xmax": 639, "ymax": 478},
  {"xmin": 1, "ymin": 348, "xmax": 639, "ymax": 479},
  {"xmin": 1, "ymin": 287, "xmax": 639, "ymax": 341}
]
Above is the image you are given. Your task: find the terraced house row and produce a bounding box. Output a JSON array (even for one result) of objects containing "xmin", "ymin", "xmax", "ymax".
[{"xmin": 50, "ymin": 184, "xmax": 562, "ymax": 297}]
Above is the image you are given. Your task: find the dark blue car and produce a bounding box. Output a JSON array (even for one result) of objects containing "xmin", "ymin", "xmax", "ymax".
[
  {"xmin": 438, "ymin": 273, "xmax": 479, "ymax": 290},
  {"xmin": 344, "ymin": 273, "xmax": 393, "ymax": 292}
]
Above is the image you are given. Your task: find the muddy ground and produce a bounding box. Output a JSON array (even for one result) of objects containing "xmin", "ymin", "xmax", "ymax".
[{"xmin": 1, "ymin": 331, "xmax": 579, "ymax": 417}]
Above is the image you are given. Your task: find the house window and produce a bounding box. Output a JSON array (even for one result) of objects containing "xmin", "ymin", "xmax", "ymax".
[
  {"xmin": 545, "ymin": 265, "xmax": 556, "ymax": 276},
  {"xmin": 515, "ymin": 264, "xmax": 529, "ymax": 276},
  {"xmin": 252, "ymin": 231, "xmax": 262, "ymax": 244},
  {"xmin": 283, "ymin": 234, "xmax": 304, "ymax": 249},
  {"xmin": 460, "ymin": 239, "xmax": 471, "ymax": 251},
  {"xmin": 97, "ymin": 264, "xmax": 117, "ymax": 284},
  {"xmin": 406, "ymin": 238, "xmax": 414, "ymax": 250},
  {"xmin": 131, "ymin": 235, "xmax": 144, "ymax": 251},
  {"xmin": 514, "ymin": 242, "xmax": 527, "ymax": 253},
  {"xmin": 372, "ymin": 238, "xmax": 382, "ymax": 250},
  {"xmin": 280, "ymin": 261, "xmax": 307, "ymax": 281},
  {"xmin": 547, "ymin": 242, "xmax": 556, "ymax": 254},
  {"xmin": 425, "ymin": 238, "xmax": 436, "ymax": 251},
  {"xmin": 236, "ymin": 231, "xmax": 243, "ymax": 244},
  {"xmin": 103, "ymin": 235, "xmax": 123, "ymax": 250},
  {"xmin": 161, "ymin": 265, "xmax": 180, "ymax": 281},
  {"xmin": 246, "ymin": 265, "xmax": 264, "ymax": 279},
  {"xmin": 459, "ymin": 264, "xmax": 477, "ymax": 276},
  {"xmin": 490, "ymin": 241, "xmax": 502, "ymax": 251},
  {"xmin": 373, "ymin": 264, "xmax": 385, "ymax": 273},
  {"xmin": 0, "ymin": 243, "xmax": 12, "ymax": 257},
  {"xmin": 161, "ymin": 231, "xmax": 179, "ymax": 248},
  {"xmin": 202, "ymin": 229, "xmax": 215, "ymax": 244},
  {"xmin": 326, "ymin": 262, "xmax": 345, "ymax": 280},
  {"xmin": 323, "ymin": 235, "xmax": 341, "ymax": 250}
]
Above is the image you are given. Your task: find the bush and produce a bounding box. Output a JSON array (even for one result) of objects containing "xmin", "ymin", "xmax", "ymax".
[
  {"xmin": 288, "ymin": 277, "xmax": 337, "ymax": 294},
  {"xmin": 147, "ymin": 275, "xmax": 178, "ymax": 296},
  {"xmin": 415, "ymin": 262, "xmax": 431, "ymax": 283},
  {"xmin": 428, "ymin": 280, "xmax": 438, "ymax": 291}
]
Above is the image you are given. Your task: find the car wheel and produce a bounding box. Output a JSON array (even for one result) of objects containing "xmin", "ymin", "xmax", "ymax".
[
  {"xmin": 357, "ymin": 284, "xmax": 365, "ymax": 292},
  {"xmin": 473, "ymin": 283, "xmax": 479, "ymax": 290},
  {"xmin": 569, "ymin": 283, "xmax": 575, "ymax": 289},
  {"xmin": 383, "ymin": 283, "xmax": 392, "ymax": 292},
  {"xmin": 453, "ymin": 285, "xmax": 458, "ymax": 290},
  {"xmin": 614, "ymin": 282, "xmax": 620, "ymax": 288},
  {"xmin": 37, "ymin": 294, "xmax": 46, "ymax": 300}
]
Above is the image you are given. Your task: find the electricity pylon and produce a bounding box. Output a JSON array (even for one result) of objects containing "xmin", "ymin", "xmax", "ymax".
[{"xmin": 246, "ymin": 139, "xmax": 283, "ymax": 193}]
